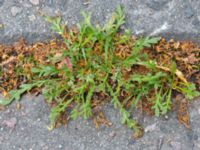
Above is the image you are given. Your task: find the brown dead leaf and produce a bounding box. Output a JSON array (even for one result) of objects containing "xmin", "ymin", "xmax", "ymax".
[
  {"xmin": 132, "ymin": 126, "xmax": 144, "ymax": 139},
  {"xmin": 93, "ymin": 112, "xmax": 112, "ymax": 129},
  {"xmin": 0, "ymin": 56, "xmax": 17, "ymax": 67},
  {"xmin": 182, "ymin": 53, "xmax": 199, "ymax": 64},
  {"xmin": 177, "ymin": 98, "xmax": 191, "ymax": 129},
  {"xmin": 0, "ymin": 105, "xmax": 6, "ymax": 111},
  {"xmin": 16, "ymin": 102, "xmax": 21, "ymax": 110},
  {"xmin": 173, "ymin": 41, "xmax": 180, "ymax": 49},
  {"xmin": 93, "ymin": 117, "xmax": 100, "ymax": 129},
  {"xmin": 155, "ymin": 65, "xmax": 188, "ymax": 84}
]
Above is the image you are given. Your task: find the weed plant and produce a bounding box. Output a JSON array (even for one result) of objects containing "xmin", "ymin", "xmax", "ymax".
[{"xmin": 1, "ymin": 6, "xmax": 199, "ymax": 138}]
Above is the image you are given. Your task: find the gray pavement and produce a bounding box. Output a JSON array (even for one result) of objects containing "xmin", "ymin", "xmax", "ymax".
[
  {"xmin": 0, "ymin": 0, "xmax": 200, "ymax": 44},
  {"xmin": 0, "ymin": 95, "xmax": 200, "ymax": 150}
]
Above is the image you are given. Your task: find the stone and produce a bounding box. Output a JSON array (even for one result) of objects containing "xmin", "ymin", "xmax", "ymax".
[
  {"xmin": 145, "ymin": 123, "xmax": 157, "ymax": 132},
  {"xmin": 29, "ymin": 0, "xmax": 39, "ymax": 6},
  {"xmin": 11, "ymin": 6, "xmax": 22, "ymax": 16},
  {"xmin": 28, "ymin": 15, "xmax": 36, "ymax": 21}
]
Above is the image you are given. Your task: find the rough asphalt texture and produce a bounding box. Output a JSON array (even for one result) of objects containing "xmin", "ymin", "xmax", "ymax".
[
  {"xmin": 1, "ymin": 95, "xmax": 200, "ymax": 150},
  {"xmin": 0, "ymin": 0, "xmax": 200, "ymax": 44},
  {"xmin": 0, "ymin": 0, "xmax": 200, "ymax": 150}
]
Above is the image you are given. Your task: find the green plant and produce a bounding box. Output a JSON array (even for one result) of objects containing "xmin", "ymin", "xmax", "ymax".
[{"xmin": 1, "ymin": 6, "xmax": 199, "ymax": 138}]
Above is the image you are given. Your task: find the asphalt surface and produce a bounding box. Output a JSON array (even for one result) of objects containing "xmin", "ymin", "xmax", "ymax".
[
  {"xmin": 0, "ymin": 0, "xmax": 200, "ymax": 44},
  {"xmin": 0, "ymin": 95, "xmax": 200, "ymax": 150}
]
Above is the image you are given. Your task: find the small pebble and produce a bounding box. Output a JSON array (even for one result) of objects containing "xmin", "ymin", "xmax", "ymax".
[
  {"xmin": 145, "ymin": 123, "xmax": 157, "ymax": 132},
  {"xmin": 11, "ymin": 6, "xmax": 22, "ymax": 16},
  {"xmin": 29, "ymin": 0, "xmax": 39, "ymax": 5},
  {"xmin": 164, "ymin": 115, "xmax": 168, "ymax": 119},
  {"xmin": 198, "ymin": 108, "xmax": 200, "ymax": 115},
  {"xmin": 58, "ymin": 144, "xmax": 62, "ymax": 149},
  {"xmin": 28, "ymin": 15, "xmax": 36, "ymax": 21}
]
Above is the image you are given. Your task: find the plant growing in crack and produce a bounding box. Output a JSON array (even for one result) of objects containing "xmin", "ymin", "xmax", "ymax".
[{"xmin": 0, "ymin": 6, "xmax": 199, "ymax": 138}]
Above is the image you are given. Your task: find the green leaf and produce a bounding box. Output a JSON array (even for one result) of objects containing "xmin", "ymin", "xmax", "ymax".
[
  {"xmin": 0, "ymin": 81, "xmax": 46, "ymax": 106},
  {"xmin": 71, "ymin": 105, "xmax": 80, "ymax": 120},
  {"xmin": 32, "ymin": 66, "xmax": 59, "ymax": 77}
]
